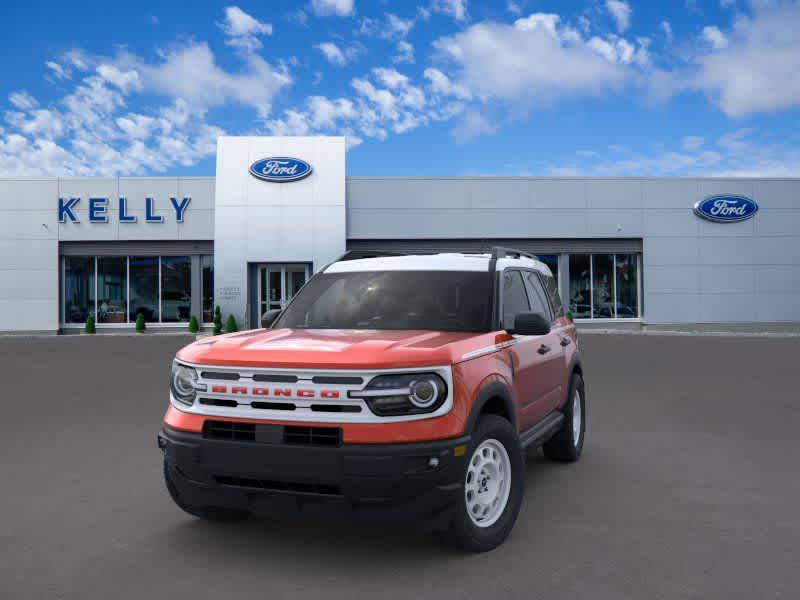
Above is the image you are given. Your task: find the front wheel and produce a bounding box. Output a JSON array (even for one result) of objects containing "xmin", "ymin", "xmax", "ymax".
[{"xmin": 445, "ymin": 415, "xmax": 524, "ymax": 552}]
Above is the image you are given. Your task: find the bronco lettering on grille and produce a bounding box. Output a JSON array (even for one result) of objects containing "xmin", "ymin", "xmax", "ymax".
[{"xmin": 208, "ymin": 385, "xmax": 340, "ymax": 399}]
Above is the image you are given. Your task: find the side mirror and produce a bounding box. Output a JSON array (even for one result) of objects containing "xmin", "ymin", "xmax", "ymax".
[
  {"xmin": 509, "ymin": 312, "xmax": 551, "ymax": 336},
  {"xmin": 261, "ymin": 309, "xmax": 282, "ymax": 329}
]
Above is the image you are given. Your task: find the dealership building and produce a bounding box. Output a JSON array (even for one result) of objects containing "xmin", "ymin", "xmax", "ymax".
[{"xmin": 1, "ymin": 135, "xmax": 798, "ymax": 334}]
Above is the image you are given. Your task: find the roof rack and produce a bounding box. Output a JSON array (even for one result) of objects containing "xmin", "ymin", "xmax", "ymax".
[
  {"xmin": 490, "ymin": 246, "xmax": 539, "ymax": 261},
  {"xmin": 335, "ymin": 249, "xmax": 402, "ymax": 262}
]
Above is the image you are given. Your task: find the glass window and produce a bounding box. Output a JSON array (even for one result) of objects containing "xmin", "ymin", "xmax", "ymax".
[
  {"xmin": 615, "ymin": 254, "xmax": 639, "ymax": 318},
  {"xmin": 97, "ymin": 257, "xmax": 127, "ymax": 323},
  {"xmin": 568, "ymin": 254, "xmax": 591, "ymax": 319},
  {"xmin": 275, "ymin": 271, "xmax": 493, "ymax": 332},
  {"xmin": 161, "ymin": 256, "xmax": 191, "ymax": 322},
  {"xmin": 501, "ymin": 270, "xmax": 530, "ymax": 330},
  {"xmin": 129, "ymin": 256, "xmax": 159, "ymax": 322},
  {"xmin": 592, "ymin": 254, "xmax": 615, "ymax": 318},
  {"xmin": 541, "ymin": 273, "xmax": 565, "ymax": 319},
  {"xmin": 201, "ymin": 255, "xmax": 214, "ymax": 323},
  {"xmin": 64, "ymin": 256, "xmax": 95, "ymax": 324},
  {"xmin": 523, "ymin": 271, "xmax": 552, "ymax": 321},
  {"xmin": 537, "ymin": 254, "xmax": 559, "ymax": 283}
]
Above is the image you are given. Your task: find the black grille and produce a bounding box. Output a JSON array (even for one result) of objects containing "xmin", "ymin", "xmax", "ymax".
[
  {"xmin": 199, "ymin": 398, "xmax": 238, "ymax": 407},
  {"xmin": 311, "ymin": 375, "xmax": 364, "ymax": 385},
  {"xmin": 203, "ymin": 421, "xmax": 255, "ymax": 441},
  {"xmin": 251, "ymin": 401, "xmax": 295, "ymax": 411},
  {"xmin": 252, "ymin": 374, "xmax": 298, "ymax": 383},
  {"xmin": 214, "ymin": 476, "xmax": 341, "ymax": 496},
  {"xmin": 200, "ymin": 371, "xmax": 240, "ymax": 381},
  {"xmin": 310, "ymin": 404, "xmax": 361, "ymax": 413},
  {"xmin": 283, "ymin": 426, "xmax": 342, "ymax": 447}
]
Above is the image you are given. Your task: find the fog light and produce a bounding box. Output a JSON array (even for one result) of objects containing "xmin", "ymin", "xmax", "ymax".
[{"xmin": 428, "ymin": 457, "xmax": 440, "ymax": 468}]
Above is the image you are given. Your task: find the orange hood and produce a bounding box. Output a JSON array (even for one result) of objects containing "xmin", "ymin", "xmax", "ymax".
[{"xmin": 176, "ymin": 328, "xmax": 506, "ymax": 370}]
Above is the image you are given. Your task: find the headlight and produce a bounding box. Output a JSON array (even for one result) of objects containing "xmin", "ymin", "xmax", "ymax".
[
  {"xmin": 349, "ymin": 373, "xmax": 447, "ymax": 416},
  {"xmin": 170, "ymin": 361, "xmax": 203, "ymax": 405}
]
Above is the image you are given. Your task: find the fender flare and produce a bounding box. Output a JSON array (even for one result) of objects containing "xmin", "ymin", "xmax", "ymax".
[{"xmin": 464, "ymin": 380, "xmax": 516, "ymax": 434}]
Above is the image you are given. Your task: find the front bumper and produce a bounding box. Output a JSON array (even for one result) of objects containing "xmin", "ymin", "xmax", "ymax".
[{"xmin": 159, "ymin": 425, "xmax": 470, "ymax": 525}]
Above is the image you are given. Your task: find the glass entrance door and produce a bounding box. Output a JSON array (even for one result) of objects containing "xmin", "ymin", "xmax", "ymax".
[{"xmin": 258, "ymin": 264, "xmax": 310, "ymax": 316}]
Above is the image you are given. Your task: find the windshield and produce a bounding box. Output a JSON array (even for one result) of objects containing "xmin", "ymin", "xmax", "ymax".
[{"xmin": 274, "ymin": 270, "xmax": 492, "ymax": 332}]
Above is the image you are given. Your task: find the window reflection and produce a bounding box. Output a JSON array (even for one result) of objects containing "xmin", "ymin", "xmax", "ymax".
[
  {"xmin": 129, "ymin": 256, "xmax": 159, "ymax": 322},
  {"xmin": 615, "ymin": 254, "xmax": 639, "ymax": 318},
  {"xmin": 97, "ymin": 257, "xmax": 127, "ymax": 323},
  {"xmin": 568, "ymin": 254, "xmax": 591, "ymax": 319},
  {"xmin": 201, "ymin": 255, "xmax": 214, "ymax": 323},
  {"xmin": 592, "ymin": 254, "xmax": 615, "ymax": 318},
  {"xmin": 161, "ymin": 256, "xmax": 191, "ymax": 322},
  {"xmin": 64, "ymin": 256, "xmax": 95, "ymax": 323}
]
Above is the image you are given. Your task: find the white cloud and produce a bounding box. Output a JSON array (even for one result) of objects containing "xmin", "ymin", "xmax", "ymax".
[
  {"xmin": 451, "ymin": 110, "xmax": 496, "ymax": 142},
  {"xmin": 660, "ymin": 20, "xmax": 673, "ymax": 42},
  {"xmin": 310, "ymin": 0, "xmax": 354, "ymax": 17},
  {"xmin": 314, "ymin": 42, "xmax": 362, "ymax": 66},
  {"xmin": 218, "ymin": 6, "xmax": 272, "ymax": 51},
  {"xmin": 9, "ymin": 91, "xmax": 38, "ymax": 111},
  {"xmin": 720, "ymin": 0, "xmax": 736, "ymax": 7},
  {"xmin": 430, "ymin": 0, "xmax": 468, "ymax": 21},
  {"xmin": 690, "ymin": 1, "xmax": 800, "ymax": 116},
  {"xmin": 701, "ymin": 25, "xmax": 728, "ymax": 49},
  {"xmin": 507, "ymin": 2, "xmax": 522, "ymax": 16},
  {"xmin": 432, "ymin": 13, "xmax": 639, "ymax": 107},
  {"xmin": 545, "ymin": 128, "xmax": 800, "ymax": 177},
  {"xmin": 423, "ymin": 67, "xmax": 472, "ymax": 100},
  {"xmin": 393, "ymin": 41, "xmax": 415, "ymax": 63},
  {"xmin": 681, "ymin": 135, "xmax": 704, "ymax": 151},
  {"xmin": 386, "ymin": 14, "xmax": 414, "ymax": 38},
  {"xmin": 0, "ymin": 34, "xmax": 288, "ymax": 175},
  {"xmin": 45, "ymin": 61, "xmax": 71, "ymax": 80},
  {"xmin": 606, "ymin": 0, "xmax": 632, "ymax": 33}
]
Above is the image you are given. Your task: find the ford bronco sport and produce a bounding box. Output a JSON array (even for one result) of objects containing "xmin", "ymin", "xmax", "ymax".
[{"xmin": 159, "ymin": 248, "xmax": 585, "ymax": 551}]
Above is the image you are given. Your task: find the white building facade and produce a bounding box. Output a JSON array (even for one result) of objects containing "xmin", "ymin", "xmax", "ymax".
[{"xmin": 0, "ymin": 136, "xmax": 798, "ymax": 333}]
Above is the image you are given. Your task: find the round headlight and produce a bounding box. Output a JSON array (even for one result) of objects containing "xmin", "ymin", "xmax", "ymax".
[
  {"xmin": 409, "ymin": 378, "xmax": 439, "ymax": 408},
  {"xmin": 171, "ymin": 361, "xmax": 198, "ymax": 405}
]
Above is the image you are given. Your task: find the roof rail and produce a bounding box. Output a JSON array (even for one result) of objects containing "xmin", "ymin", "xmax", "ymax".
[
  {"xmin": 490, "ymin": 246, "xmax": 538, "ymax": 261},
  {"xmin": 335, "ymin": 249, "xmax": 402, "ymax": 262}
]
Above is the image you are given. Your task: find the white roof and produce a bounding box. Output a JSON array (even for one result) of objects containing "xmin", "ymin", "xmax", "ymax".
[{"xmin": 324, "ymin": 253, "xmax": 553, "ymax": 276}]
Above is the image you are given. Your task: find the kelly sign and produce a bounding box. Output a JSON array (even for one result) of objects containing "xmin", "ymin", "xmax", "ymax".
[{"xmin": 58, "ymin": 197, "xmax": 191, "ymax": 223}]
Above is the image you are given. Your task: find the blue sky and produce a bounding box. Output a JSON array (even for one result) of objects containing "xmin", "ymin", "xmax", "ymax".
[{"xmin": 1, "ymin": 0, "xmax": 798, "ymax": 177}]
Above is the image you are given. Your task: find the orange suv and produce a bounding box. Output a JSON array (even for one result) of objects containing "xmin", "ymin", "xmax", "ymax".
[{"xmin": 159, "ymin": 248, "xmax": 585, "ymax": 551}]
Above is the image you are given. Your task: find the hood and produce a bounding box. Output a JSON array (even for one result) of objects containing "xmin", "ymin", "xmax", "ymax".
[{"xmin": 176, "ymin": 328, "xmax": 498, "ymax": 370}]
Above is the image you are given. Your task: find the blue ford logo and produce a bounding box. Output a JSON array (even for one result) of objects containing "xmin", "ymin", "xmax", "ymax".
[
  {"xmin": 249, "ymin": 157, "xmax": 313, "ymax": 182},
  {"xmin": 693, "ymin": 195, "xmax": 758, "ymax": 223}
]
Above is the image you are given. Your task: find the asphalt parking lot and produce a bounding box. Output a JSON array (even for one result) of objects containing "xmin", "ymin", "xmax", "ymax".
[{"xmin": 1, "ymin": 333, "xmax": 799, "ymax": 599}]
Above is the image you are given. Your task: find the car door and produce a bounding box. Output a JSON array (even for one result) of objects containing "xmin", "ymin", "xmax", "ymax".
[
  {"xmin": 522, "ymin": 270, "xmax": 566, "ymax": 416},
  {"xmin": 500, "ymin": 269, "xmax": 555, "ymax": 431}
]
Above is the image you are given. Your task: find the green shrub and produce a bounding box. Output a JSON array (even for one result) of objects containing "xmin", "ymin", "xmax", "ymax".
[
  {"xmin": 213, "ymin": 306, "xmax": 222, "ymax": 335},
  {"xmin": 135, "ymin": 313, "xmax": 146, "ymax": 333},
  {"xmin": 84, "ymin": 315, "xmax": 95, "ymax": 334},
  {"xmin": 566, "ymin": 310, "xmax": 574, "ymax": 323},
  {"xmin": 224, "ymin": 314, "xmax": 238, "ymax": 334},
  {"xmin": 188, "ymin": 315, "xmax": 199, "ymax": 333}
]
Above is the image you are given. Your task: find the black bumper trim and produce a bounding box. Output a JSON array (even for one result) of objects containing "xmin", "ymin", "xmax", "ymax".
[{"xmin": 159, "ymin": 426, "xmax": 470, "ymax": 522}]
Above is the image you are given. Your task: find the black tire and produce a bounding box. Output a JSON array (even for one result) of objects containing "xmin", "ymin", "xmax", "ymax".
[
  {"xmin": 445, "ymin": 415, "xmax": 524, "ymax": 552},
  {"xmin": 163, "ymin": 461, "xmax": 251, "ymax": 522},
  {"xmin": 543, "ymin": 373, "xmax": 585, "ymax": 462}
]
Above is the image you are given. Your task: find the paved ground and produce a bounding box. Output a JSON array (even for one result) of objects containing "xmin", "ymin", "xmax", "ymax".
[{"xmin": 1, "ymin": 333, "xmax": 799, "ymax": 600}]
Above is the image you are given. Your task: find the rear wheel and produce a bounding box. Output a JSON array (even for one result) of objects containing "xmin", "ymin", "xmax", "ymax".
[
  {"xmin": 445, "ymin": 415, "xmax": 524, "ymax": 552},
  {"xmin": 163, "ymin": 461, "xmax": 251, "ymax": 522},
  {"xmin": 543, "ymin": 373, "xmax": 585, "ymax": 462}
]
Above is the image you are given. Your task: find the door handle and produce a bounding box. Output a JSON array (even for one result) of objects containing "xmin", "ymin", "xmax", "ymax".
[
  {"xmin": 537, "ymin": 344, "xmax": 551, "ymax": 355},
  {"xmin": 560, "ymin": 337, "xmax": 571, "ymax": 347}
]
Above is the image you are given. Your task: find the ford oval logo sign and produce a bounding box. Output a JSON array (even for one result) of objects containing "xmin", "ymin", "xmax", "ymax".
[
  {"xmin": 249, "ymin": 157, "xmax": 312, "ymax": 183},
  {"xmin": 693, "ymin": 195, "xmax": 758, "ymax": 223}
]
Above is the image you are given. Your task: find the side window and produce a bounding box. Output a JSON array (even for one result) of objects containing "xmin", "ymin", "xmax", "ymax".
[
  {"xmin": 539, "ymin": 273, "xmax": 565, "ymax": 319},
  {"xmin": 501, "ymin": 270, "xmax": 530, "ymax": 330},
  {"xmin": 523, "ymin": 271, "xmax": 553, "ymax": 322}
]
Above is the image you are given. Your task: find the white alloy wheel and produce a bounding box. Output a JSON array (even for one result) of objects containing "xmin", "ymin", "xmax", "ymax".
[
  {"xmin": 572, "ymin": 389, "xmax": 582, "ymax": 445},
  {"xmin": 464, "ymin": 439, "xmax": 512, "ymax": 528}
]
